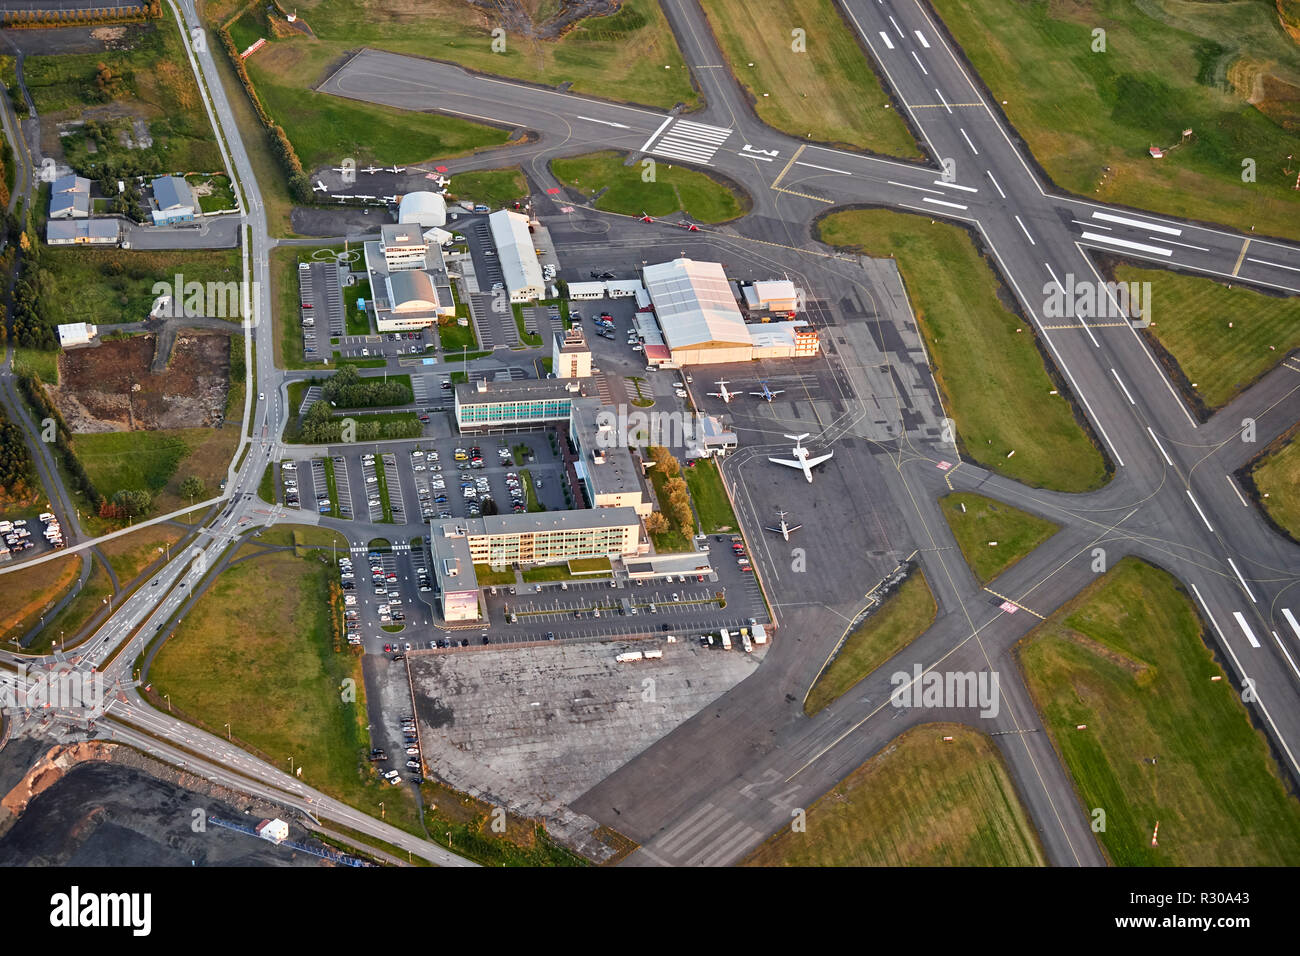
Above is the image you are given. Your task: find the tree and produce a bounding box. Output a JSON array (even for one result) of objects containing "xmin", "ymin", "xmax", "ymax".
[
  {"xmin": 179, "ymin": 476, "xmax": 204, "ymax": 501},
  {"xmin": 113, "ymin": 488, "xmax": 152, "ymax": 517},
  {"xmin": 644, "ymin": 512, "xmax": 668, "ymax": 535}
]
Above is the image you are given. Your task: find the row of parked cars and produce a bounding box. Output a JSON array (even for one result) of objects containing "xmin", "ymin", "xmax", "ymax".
[
  {"xmin": 339, "ymin": 556, "xmax": 362, "ymax": 646},
  {"xmin": 281, "ymin": 460, "xmax": 300, "ymax": 508},
  {"xmin": 374, "ymin": 710, "xmax": 423, "ymax": 786}
]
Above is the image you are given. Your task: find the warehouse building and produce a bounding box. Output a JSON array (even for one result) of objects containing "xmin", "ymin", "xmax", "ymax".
[
  {"xmin": 49, "ymin": 174, "xmax": 91, "ymax": 219},
  {"xmin": 57, "ymin": 322, "xmax": 97, "ymax": 348},
  {"xmin": 741, "ymin": 279, "xmax": 800, "ymax": 314},
  {"xmin": 47, "ymin": 219, "xmax": 119, "ymax": 246},
  {"xmin": 397, "ymin": 191, "xmax": 447, "ymax": 229},
  {"xmin": 453, "ymin": 377, "xmax": 586, "ymax": 432},
  {"xmin": 363, "ymin": 225, "xmax": 455, "ymax": 331},
  {"xmin": 488, "ymin": 209, "xmax": 545, "ymax": 302},
  {"xmin": 149, "ymin": 175, "xmax": 196, "ymax": 225},
  {"xmin": 641, "ymin": 258, "xmax": 754, "ymax": 365},
  {"xmin": 750, "ymin": 320, "xmax": 820, "ymax": 359},
  {"xmin": 552, "ymin": 327, "xmax": 592, "ymax": 379},
  {"xmin": 566, "ymin": 280, "xmax": 606, "ymax": 300}
]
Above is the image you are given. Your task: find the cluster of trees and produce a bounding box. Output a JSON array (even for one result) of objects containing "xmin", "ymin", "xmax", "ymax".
[
  {"xmin": 10, "ymin": 228, "xmax": 55, "ymax": 349},
  {"xmin": 217, "ymin": 26, "xmax": 313, "ymax": 204},
  {"xmin": 16, "ymin": 369, "xmax": 98, "ymax": 507},
  {"xmin": 0, "ymin": 3, "xmax": 160, "ymax": 28},
  {"xmin": 106, "ymin": 488, "xmax": 152, "ymax": 518},
  {"xmin": 298, "ymin": 400, "xmax": 422, "ymax": 445},
  {"xmin": 0, "ymin": 416, "xmax": 35, "ymax": 499},
  {"xmin": 320, "ymin": 364, "xmax": 412, "ymax": 409},
  {"xmin": 645, "ymin": 447, "xmax": 694, "ymax": 537},
  {"xmin": 93, "ymin": 62, "xmax": 127, "ymax": 101}
]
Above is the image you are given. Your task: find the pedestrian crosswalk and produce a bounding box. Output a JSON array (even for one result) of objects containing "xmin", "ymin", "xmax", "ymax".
[
  {"xmin": 411, "ymin": 375, "xmax": 429, "ymax": 405},
  {"xmin": 647, "ymin": 118, "xmax": 733, "ymax": 166},
  {"xmin": 645, "ymin": 801, "xmax": 760, "ymax": 866}
]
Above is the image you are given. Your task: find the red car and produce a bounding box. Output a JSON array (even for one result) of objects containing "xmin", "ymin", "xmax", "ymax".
[
  {"xmin": 301, "ymin": 302, "xmax": 312, "ymax": 309},
  {"xmin": 384, "ymin": 644, "xmax": 391, "ymax": 652}
]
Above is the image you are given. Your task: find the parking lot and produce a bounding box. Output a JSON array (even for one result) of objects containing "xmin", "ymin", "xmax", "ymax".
[
  {"xmin": 297, "ymin": 261, "xmax": 344, "ymax": 360},
  {"xmin": 335, "ymin": 328, "xmax": 435, "ymax": 360}
]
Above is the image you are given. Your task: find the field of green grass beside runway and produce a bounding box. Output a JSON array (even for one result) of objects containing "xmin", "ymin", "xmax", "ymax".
[
  {"xmin": 552, "ymin": 151, "xmax": 747, "ymax": 224},
  {"xmin": 940, "ymin": 492, "xmax": 1059, "ymax": 586}
]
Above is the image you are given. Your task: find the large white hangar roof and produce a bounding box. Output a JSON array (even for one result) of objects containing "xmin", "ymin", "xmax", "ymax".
[
  {"xmin": 489, "ymin": 209, "xmax": 545, "ymax": 297},
  {"xmin": 642, "ymin": 258, "xmax": 751, "ymax": 350},
  {"xmin": 399, "ymin": 191, "xmax": 447, "ymax": 227}
]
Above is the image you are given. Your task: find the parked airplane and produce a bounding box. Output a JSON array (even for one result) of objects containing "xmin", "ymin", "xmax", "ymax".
[
  {"xmin": 769, "ymin": 434, "xmax": 832, "ymax": 483},
  {"xmin": 382, "ymin": 195, "xmax": 398, "ymax": 203},
  {"xmin": 751, "ymin": 381, "xmax": 784, "ymax": 402},
  {"xmin": 678, "ymin": 221, "xmax": 700, "ymax": 231},
  {"xmin": 707, "ymin": 380, "xmax": 736, "ymax": 403},
  {"xmin": 312, "ymin": 180, "xmax": 328, "ymax": 193},
  {"xmin": 639, "ymin": 212, "xmax": 654, "ymax": 223},
  {"xmin": 335, "ymin": 195, "xmax": 353, "ymax": 203},
  {"xmin": 764, "ymin": 509, "xmax": 802, "ymax": 541},
  {"xmin": 361, "ymin": 165, "xmax": 382, "ymax": 175},
  {"xmin": 429, "ymin": 174, "xmax": 448, "ymax": 187},
  {"xmin": 353, "ymin": 194, "xmax": 375, "ymax": 202},
  {"xmin": 390, "ymin": 165, "xmax": 407, "ymax": 174}
]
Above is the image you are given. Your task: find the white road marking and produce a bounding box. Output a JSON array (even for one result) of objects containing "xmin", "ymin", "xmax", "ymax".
[
  {"xmin": 1074, "ymin": 219, "xmax": 1109, "ymax": 230},
  {"xmin": 1080, "ymin": 231, "xmax": 1172, "ymax": 256},
  {"xmin": 888, "ymin": 14, "xmax": 906, "ymax": 38},
  {"xmin": 1283, "ymin": 608, "xmax": 1300, "ymax": 640},
  {"xmin": 986, "ymin": 170, "xmax": 1006, "ymax": 198},
  {"xmin": 959, "ymin": 128, "xmax": 979, "ymax": 155},
  {"xmin": 1091, "ymin": 210, "xmax": 1182, "ymax": 235},
  {"xmin": 1157, "ymin": 237, "xmax": 1211, "ymax": 252},
  {"xmin": 922, "ymin": 197, "xmax": 967, "ymax": 210},
  {"xmin": 639, "ymin": 115, "xmax": 674, "ymax": 152},
  {"xmin": 1272, "ymin": 630, "xmax": 1300, "ymax": 681},
  {"xmin": 1146, "ymin": 427, "xmax": 1174, "ymax": 466},
  {"xmin": 1186, "ymin": 490, "xmax": 1214, "ymax": 532},
  {"xmin": 796, "ymin": 161, "xmax": 852, "ymax": 175},
  {"xmin": 577, "ymin": 116, "xmax": 629, "ymax": 128},
  {"xmin": 888, "ymin": 180, "xmax": 944, "ymax": 194},
  {"xmin": 743, "ymin": 153, "xmax": 775, "ymax": 162},
  {"xmin": 934, "ymin": 87, "xmax": 951, "ymax": 113},
  {"xmin": 1014, "ymin": 215, "xmax": 1035, "ymax": 245},
  {"xmin": 1226, "ymin": 474, "xmax": 1248, "ymax": 507},
  {"xmin": 911, "ymin": 51, "xmax": 929, "ymax": 75},
  {"xmin": 1246, "ymin": 256, "xmax": 1300, "ymax": 274},
  {"xmin": 1227, "ymin": 558, "xmax": 1257, "ymax": 604},
  {"xmin": 933, "ymin": 180, "xmax": 978, "ymax": 193},
  {"xmin": 879, "ymin": 31, "xmax": 894, "ymax": 50},
  {"xmin": 1110, "ymin": 368, "xmax": 1136, "ymax": 405},
  {"xmin": 1232, "ymin": 611, "xmax": 1262, "ymax": 648},
  {"xmin": 914, "ymin": 29, "xmax": 931, "ymax": 48}
]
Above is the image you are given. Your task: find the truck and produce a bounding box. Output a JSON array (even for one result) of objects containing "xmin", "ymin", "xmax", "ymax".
[
  {"xmin": 615, "ymin": 651, "xmax": 644, "ymax": 663},
  {"xmin": 720, "ymin": 629, "xmax": 732, "ymax": 650},
  {"xmin": 643, "ymin": 649, "xmax": 663, "ymax": 660}
]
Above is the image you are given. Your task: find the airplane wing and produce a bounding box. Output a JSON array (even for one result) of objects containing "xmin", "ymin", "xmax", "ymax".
[
  {"xmin": 764, "ymin": 525, "xmax": 781, "ymax": 533},
  {"xmin": 787, "ymin": 524, "xmax": 802, "ymax": 533},
  {"xmin": 768, "ymin": 457, "xmax": 804, "ymax": 470},
  {"xmin": 749, "ymin": 392, "xmax": 766, "ymax": 397},
  {"xmin": 770, "ymin": 389, "xmax": 784, "ymax": 396},
  {"xmin": 804, "ymin": 452, "xmax": 833, "ymax": 468}
]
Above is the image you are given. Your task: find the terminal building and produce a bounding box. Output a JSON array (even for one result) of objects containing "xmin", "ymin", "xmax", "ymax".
[
  {"xmin": 429, "ymin": 507, "xmax": 643, "ymax": 621},
  {"xmin": 488, "ymin": 209, "xmax": 545, "ymax": 302},
  {"xmin": 569, "ymin": 399, "xmax": 652, "ymax": 517},
  {"xmin": 363, "ymin": 224, "xmax": 455, "ymax": 332},
  {"xmin": 453, "ymin": 377, "xmax": 589, "ymax": 432}
]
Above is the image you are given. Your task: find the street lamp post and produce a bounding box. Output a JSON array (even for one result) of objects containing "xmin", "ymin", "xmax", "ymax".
[
  {"xmin": 224, "ymin": 722, "xmax": 231, "ymax": 740},
  {"xmin": 164, "ymin": 694, "xmax": 171, "ymax": 713}
]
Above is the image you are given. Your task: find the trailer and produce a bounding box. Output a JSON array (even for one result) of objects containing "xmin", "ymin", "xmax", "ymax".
[
  {"xmin": 615, "ymin": 651, "xmax": 644, "ymax": 663},
  {"xmin": 719, "ymin": 629, "xmax": 732, "ymax": 650}
]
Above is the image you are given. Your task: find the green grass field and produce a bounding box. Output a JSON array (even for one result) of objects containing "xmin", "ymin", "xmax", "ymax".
[
  {"xmin": 699, "ymin": 0, "xmax": 919, "ymax": 158},
  {"xmin": 474, "ymin": 564, "xmax": 516, "ymax": 587},
  {"xmin": 12, "ymin": 347, "xmax": 59, "ymax": 384},
  {"xmin": 151, "ymin": 549, "xmax": 422, "ymax": 833},
  {"xmin": 438, "ymin": 318, "xmax": 478, "ymax": 354},
  {"xmin": 940, "ymin": 492, "xmax": 1059, "ymax": 586},
  {"xmin": 805, "ymin": 570, "xmax": 937, "ymax": 716},
  {"xmin": 290, "ymin": 0, "xmax": 697, "ymax": 110},
  {"xmin": 343, "ymin": 279, "xmax": 372, "ymax": 336},
  {"xmin": 24, "ymin": 10, "xmax": 221, "ymax": 175},
  {"xmin": 930, "ymin": 0, "xmax": 1300, "ymax": 240},
  {"xmin": 1113, "ymin": 264, "xmax": 1300, "ymax": 413},
  {"xmin": 43, "ymin": 247, "xmax": 243, "ymax": 327},
  {"xmin": 245, "ymin": 41, "xmax": 508, "ymax": 170},
  {"xmin": 743, "ymin": 723, "xmax": 1045, "ymax": 866},
  {"xmin": 187, "ymin": 173, "xmax": 237, "ymax": 213},
  {"xmin": 99, "ymin": 524, "xmax": 186, "ymax": 585},
  {"xmin": 818, "ymin": 209, "xmax": 1109, "ymax": 492},
  {"xmin": 683, "ymin": 458, "xmax": 737, "ymax": 534},
  {"xmin": 1250, "ymin": 430, "xmax": 1300, "ymax": 542},
  {"xmin": 73, "ymin": 425, "xmax": 240, "ymax": 516},
  {"xmin": 0, "ymin": 554, "xmax": 80, "ymax": 646},
  {"xmin": 1018, "ymin": 557, "xmax": 1300, "ymax": 866},
  {"xmin": 28, "ymin": 555, "xmax": 113, "ymax": 654},
  {"xmin": 271, "ymin": 246, "xmax": 328, "ymax": 370},
  {"xmin": 447, "ymin": 168, "xmax": 527, "ymax": 210},
  {"xmin": 552, "ymin": 151, "xmax": 747, "ymax": 223}
]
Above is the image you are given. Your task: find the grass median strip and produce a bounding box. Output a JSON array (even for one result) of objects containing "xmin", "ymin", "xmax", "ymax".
[
  {"xmin": 552, "ymin": 151, "xmax": 747, "ymax": 223},
  {"xmin": 805, "ymin": 570, "xmax": 937, "ymax": 716},
  {"xmin": 940, "ymin": 492, "xmax": 1059, "ymax": 586},
  {"xmin": 818, "ymin": 208, "xmax": 1109, "ymax": 492},
  {"xmin": 1249, "ymin": 430, "xmax": 1300, "ymax": 542},
  {"xmin": 1017, "ymin": 557, "xmax": 1300, "ymax": 865},
  {"xmin": 743, "ymin": 723, "xmax": 1045, "ymax": 866}
]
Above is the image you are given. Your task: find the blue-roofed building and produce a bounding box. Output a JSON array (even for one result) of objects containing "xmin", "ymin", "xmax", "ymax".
[
  {"xmin": 149, "ymin": 175, "xmax": 196, "ymax": 225},
  {"xmin": 49, "ymin": 174, "xmax": 90, "ymax": 219}
]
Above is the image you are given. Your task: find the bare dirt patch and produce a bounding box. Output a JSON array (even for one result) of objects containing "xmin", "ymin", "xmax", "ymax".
[{"xmin": 51, "ymin": 333, "xmax": 232, "ymax": 433}]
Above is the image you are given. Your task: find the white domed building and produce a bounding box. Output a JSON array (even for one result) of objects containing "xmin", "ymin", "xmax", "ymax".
[{"xmin": 398, "ymin": 191, "xmax": 447, "ymax": 228}]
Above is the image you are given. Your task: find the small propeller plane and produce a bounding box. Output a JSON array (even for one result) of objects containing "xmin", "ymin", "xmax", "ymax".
[
  {"xmin": 751, "ymin": 381, "xmax": 784, "ymax": 402},
  {"xmin": 707, "ymin": 380, "xmax": 737, "ymax": 403}
]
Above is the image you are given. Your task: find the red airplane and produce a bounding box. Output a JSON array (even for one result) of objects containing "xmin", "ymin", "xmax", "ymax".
[
  {"xmin": 639, "ymin": 212, "xmax": 654, "ymax": 223},
  {"xmin": 679, "ymin": 221, "xmax": 699, "ymax": 231}
]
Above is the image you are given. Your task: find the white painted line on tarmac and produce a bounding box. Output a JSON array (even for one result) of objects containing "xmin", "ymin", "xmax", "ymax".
[
  {"xmin": 1092, "ymin": 210, "xmax": 1182, "ymax": 235},
  {"xmin": 933, "ymin": 180, "xmax": 978, "ymax": 193},
  {"xmin": 1015, "ymin": 215, "xmax": 1035, "ymax": 245},
  {"xmin": 911, "ymin": 51, "xmax": 929, "ymax": 75},
  {"xmin": 879, "ymin": 31, "xmax": 894, "ymax": 50},
  {"xmin": 888, "ymin": 14, "xmax": 906, "ymax": 38},
  {"xmin": 1226, "ymin": 474, "xmax": 1248, "ymax": 507},
  {"xmin": 1272, "ymin": 630, "xmax": 1300, "ymax": 681},
  {"xmin": 1073, "ymin": 219, "xmax": 1109, "ymax": 230},
  {"xmin": 1080, "ymin": 231, "xmax": 1172, "ymax": 256},
  {"xmin": 578, "ymin": 116, "xmax": 629, "ymax": 128},
  {"xmin": 796, "ymin": 161, "xmax": 852, "ymax": 175},
  {"xmin": 915, "ymin": 29, "xmax": 931, "ymax": 48},
  {"xmin": 922, "ymin": 197, "xmax": 967, "ymax": 210},
  {"xmin": 934, "ymin": 87, "xmax": 951, "ymax": 113},
  {"xmin": 1157, "ymin": 237, "xmax": 1210, "ymax": 252},
  {"xmin": 1146, "ymin": 427, "xmax": 1174, "ymax": 466},
  {"xmin": 639, "ymin": 115, "xmax": 673, "ymax": 152},
  {"xmin": 1110, "ymin": 368, "xmax": 1136, "ymax": 405},
  {"xmin": 888, "ymin": 180, "xmax": 943, "ymax": 194},
  {"xmin": 1232, "ymin": 611, "xmax": 1262, "ymax": 648},
  {"xmin": 1283, "ymin": 608, "xmax": 1300, "ymax": 640},
  {"xmin": 1227, "ymin": 558, "xmax": 1257, "ymax": 604},
  {"xmin": 986, "ymin": 170, "xmax": 1006, "ymax": 198},
  {"xmin": 959, "ymin": 128, "xmax": 979, "ymax": 155},
  {"xmin": 1246, "ymin": 256, "xmax": 1300, "ymax": 274},
  {"xmin": 1187, "ymin": 490, "xmax": 1214, "ymax": 532}
]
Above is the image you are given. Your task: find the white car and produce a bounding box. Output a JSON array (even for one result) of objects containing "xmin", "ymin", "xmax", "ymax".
[{"xmin": 258, "ymin": 391, "xmax": 265, "ymax": 400}]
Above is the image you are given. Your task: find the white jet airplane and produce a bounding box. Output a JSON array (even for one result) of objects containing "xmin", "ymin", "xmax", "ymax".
[
  {"xmin": 768, "ymin": 434, "xmax": 833, "ymax": 483},
  {"xmin": 707, "ymin": 380, "xmax": 737, "ymax": 403},
  {"xmin": 751, "ymin": 381, "xmax": 784, "ymax": 402},
  {"xmin": 764, "ymin": 509, "xmax": 802, "ymax": 541}
]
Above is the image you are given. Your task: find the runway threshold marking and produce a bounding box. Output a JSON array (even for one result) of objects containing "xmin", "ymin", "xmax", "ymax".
[
  {"xmin": 983, "ymin": 588, "xmax": 1045, "ymax": 619},
  {"xmin": 1232, "ymin": 238, "xmax": 1251, "ymax": 276},
  {"xmin": 771, "ymin": 144, "xmax": 806, "ymax": 191},
  {"xmin": 1040, "ymin": 321, "xmax": 1131, "ymax": 330},
  {"xmin": 909, "ymin": 102, "xmax": 982, "ymax": 108}
]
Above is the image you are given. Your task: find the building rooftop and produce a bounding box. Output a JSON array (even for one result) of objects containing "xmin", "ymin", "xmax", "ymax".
[
  {"xmin": 642, "ymin": 258, "xmax": 751, "ymax": 350},
  {"xmin": 554, "ymin": 327, "xmax": 589, "ymax": 354},
  {"xmin": 151, "ymin": 175, "xmax": 193, "ymax": 212},
  {"xmin": 571, "ymin": 399, "xmax": 642, "ymax": 498},
  {"xmin": 381, "ymin": 223, "xmax": 425, "ymax": 249},
  {"xmin": 433, "ymin": 506, "xmax": 641, "ymax": 540},
  {"xmin": 47, "ymin": 219, "xmax": 118, "ymax": 242},
  {"xmin": 488, "ymin": 209, "xmax": 544, "ymax": 295},
  {"xmin": 454, "ymin": 377, "xmax": 585, "ymax": 404}
]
